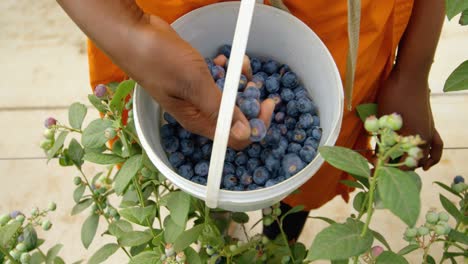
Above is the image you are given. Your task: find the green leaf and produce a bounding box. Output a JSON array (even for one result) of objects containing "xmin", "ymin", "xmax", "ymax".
[
  {"xmin": 378, "ymin": 167, "xmax": 420, "ymax": 226},
  {"xmin": 331, "ymin": 260, "xmax": 349, "ymax": 264},
  {"xmin": 397, "ymin": 244, "xmax": 420, "ymax": 255},
  {"xmin": 46, "ymin": 244, "xmax": 63, "ymax": 264},
  {"xmin": 0, "ymin": 220, "xmax": 21, "ymax": 247},
  {"xmin": 433, "ymin": 181, "xmax": 463, "ymax": 199},
  {"xmin": 118, "ymin": 231, "xmax": 152, "ymax": 247},
  {"xmin": 88, "ymin": 244, "xmax": 120, "ymax": 264},
  {"xmin": 460, "ymin": 9, "xmax": 468, "ymax": 25},
  {"xmin": 82, "ymin": 119, "xmax": 113, "ymax": 149},
  {"xmin": 444, "ymin": 60, "xmax": 468, "ymax": 92},
  {"xmin": 353, "ymin": 191, "xmax": 366, "ymax": 212},
  {"xmin": 110, "ymin": 80, "xmax": 135, "ymax": 112},
  {"xmin": 73, "ymin": 185, "xmax": 86, "ymax": 203},
  {"xmin": 30, "ymin": 251, "xmax": 46, "ymax": 264},
  {"xmin": 83, "ymin": 152, "xmax": 126, "ymax": 165},
  {"xmin": 68, "ymin": 139, "xmax": 84, "ymax": 167},
  {"xmin": 166, "ymin": 191, "xmax": 191, "ymax": 227},
  {"xmin": 114, "ymin": 154, "xmax": 142, "ymax": 195},
  {"xmin": 427, "ymin": 255, "xmax": 436, "ymax": 264},
  {"xmin": 185, "ymin": 247, "xmax": 201, "ymax": 264},
  {"xmin": 444, "ymin": 251, "xmax": 468, "ymax": 258},
  {"xmin": 108, "ymin": 220, "xmax": 133, "ymax": 239},
  {"xmin": 446, "ymin": 0, "xmax": 468, "ymax": 19},
  {"xmin": 174, "ymin": 224, "xmax": 205, "ymax": 252},
  {"xmin": 292, "ymin": 242, "xmax": 307, "ymax": 261},
  {"xmin": 341, "ymin": 180, "xmax": 365, "ymax": 189},
  {"xmin": 71, "ymin": 260, "xmax": 84, "ymax": 264},
  {"xmin": 356, "ymin": 103, "xmax": 378, "ymax": 122},
  {"xmin": 107, "ymin": 82, "xmax": 120, "ymax": 92},
  {"xmin": 310, "ymin": 216, "xmax": 336, "ymax": 225},
  {"xmin": 119, "ymin": 205, "xmax": 156, "ymax": 226},
  {"xmin": 82, "ymin": 214, "xmax": 99, "ymax": 249},
  {"xmin": 71, "ymin": 198, "xmax": 93, "ymax": 215},
  {"xmin": 130, "ymin": 244, "xmax": 146, "ymax": 256},
  {"xmin": 440, "ymin": 194, "xmax": 464, "ymax": 223},
  {"xmin": 232, "ymin": 212, "xmax": 249, "ymax": 224},
  {"xmin": 448, "ymin": 229, "xmax": 468, "ymax": 245},
  {"xmin": 54, "ymin": 257, "xmax": 65, "ymax": 264},
  {"xmin": 406, "ymin": 171, "xmax": 422, "ymax": 192},
  {"xmin": 23, "ymin": 225, "xmax": 38, "ymax": 250},
  {"xmin": 69, "ymin": 102, "xmax": 87, "ymax": 129},
  {"xmin": 306, "ymin": 219, "xmax": 373, "ymax": 261},
  {"xmin": 376, "ymin": 251, "xmax": 409, "ymax": 264},
  {"xmin": 128, "ymin": 251, "xmax": 160, "ymax": 264},
  {"xmin": 88, "ymin": 95, "xmax": 107, "ymax": 113},
  {"xmin": 47, "ymin": 131, "xmax": 69, "ymax": 160},
  {"xmin": 319, "ymin": 146, "xmax": 370, "ymax": 177},
  {"xmin": 371, "ymin": 230, "xmax": 392, "ymax": 251},
  {"xmin": 164, "ymin": 216, "xmax": 184, "ymax": 244}
]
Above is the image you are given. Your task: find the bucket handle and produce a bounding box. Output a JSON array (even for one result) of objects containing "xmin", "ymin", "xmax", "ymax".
[{"xmin": 205, "ymin": 0, "xmax": 257, "ymax": 209}]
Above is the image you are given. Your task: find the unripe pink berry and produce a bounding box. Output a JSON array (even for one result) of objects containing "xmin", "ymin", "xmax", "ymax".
[
  {"xmin": 371, "ymin": 246, "xmax": 384, "ymax": 257},
  {"xmin": 44, "ymin": 117, "xmax": 57, "ymax": 128},
  {"xmin": 364, "ymin": 115, "xmax": 379, "ymax": 133}
]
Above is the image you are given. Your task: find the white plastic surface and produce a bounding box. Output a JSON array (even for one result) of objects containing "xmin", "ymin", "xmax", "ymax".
[{"xmin": 133, "ymin": 2, "xmax": 344, "ymax": 212}]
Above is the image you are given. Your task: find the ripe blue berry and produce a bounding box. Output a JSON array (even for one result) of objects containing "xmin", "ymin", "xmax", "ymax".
[
  {"xmin": 279, "ymin": 64, "xmax": 291, "ymax": 76},
  {"xmin": 225, "ymin": 148, "xmax": 236, "ymax": 162},
  {"xmin": 250, "ymin": 57, "xmax": 262, "ymax": 74},
  {"xmin": 247, "ymin": 143, "xmax": 262, "ymax": 158},
  {"xmin": 268, "ymin": 93, "xmax": 282, "ymax": 109},
  {"xmin": 282, "ymin": 153, "xmax": 305, "ymax": 175},
  {"xmin": 265, "ymin": 179, "xmax": 278, "ymax": 187},
  {"xmin": 311, "ymin": 127, "xmax": 322, "ymax": 141},
  {"xmin": 10, "ymin": 211, "xmax": 22, "ymax": 219},
  {"xmin": 160, "ymin": 124, "xmax": 174, "ymax": 139},
  {"xmin": 238, "ymin": 75, "xmax": 247, "ymax": 91},
  {"xmin": 169, "ymin": 152, "xmax": 185, "ymax": 168},
  {"xmin": 281, "ymin": 72, "xmax": 299, "ymax": 88},
  {"xmin": 211, "ymin": 65, "xmax": 226, "ymax": 80},
  {"xmin": 216, "ymin": 78, "xmax": 225, "ymax": 91},
  {"xmin": 162, "ymin": 136, "xmax": 179, "ymax": 153},
  {"xmin": 196, "ymin": 135, "xmax": 210, "ymax": 146},
  {"xmin": 287, "ymin": 143, "xmax": 302, "ymax": 154},
  {"xmin": 247, "ymin": 158, "xmax": 261, "ymax": 173},
  {"xmin": 239, "ymin": 98, "xmax": 260, "ymax": 119},
  {"xmin": 191, "ymin": 149, "xmax": 203, "ymax": 163},
  {"xmin": 236, "ymin": 166, "xmax": 247, "ymax": 177},
  {"xmin": 44, "ymin": 117, "xmax": 57, "ymax": 128},
  {"xmin": 272, "ymin": 145, "xmax": 286, "ymax": 159},
  {"xmin": 180, "ymin": 139, "xmax": 195, "ymax": 156},
  {"xmin": 253, "ymin": 167, "xmax": 270, "ymax": 185},
  {"xmin": 202, "ymin": 143, "xmax": 213, "ymax": 158},
  {"xmin": 304, "ymin": 137, "xmax": 319, "ymax": 149},
  {"xmin": 280, "ymin": 89, "xmax": 295, "ymax": 102},
  {"xmin": 223, "ymin": 162, "xmax": 236, "ymax": 176},
  {"xmin": 240, "ymin": 173, "xmax": 253, "ymax": 186},
  {"xmin": 262, "ymin": 60, "xmax": 280, "ymax": 75},
  {"xmin": 274, "ymin": 112, "xmax": 285, "ymax": 123},
  {"xmin": 286, "ymin": 100, "xmax": 300, "ymax": 117},
  {"xmin": 163, "ymin": 112, "xmax": 178, "ymax": 125},
  {"xmin": 194, "ymin": 161, "xmax": 209, "ymax": 176},
  {"xmin": 244, "ymin": 86, "xmax": 260, "ymax": 100},
  {"xmin": 191, "ymin": 176, "xmax": 207, "ymax": 185},
  {"xmin": 177, "ymin": 127, "xmax": 191, "ymax": 139},
  {"xmin": 247, "ymin": 184, "xmax": 260, "ymax": 190},
  {"xmin": 277, "ymin": 124, "xmax": 288, "ymax": 135},
  {"xmin": 235, "ymin": 152, "xmax": 248, "ymax": 166},
  {"xmin": 178, "ymin": 164, "xmax": 194, "ymax": 179},
  {"xmin": 222, "ymin": 174, "xmax": 238, "ymax": 189},
  {"xmin": 265, "ymin": 76, "xmax": 280, "ymax": 93},
  {"xmin": 454, "ymin": 175, "xmax": 465, "ymax": 184},
  {"xmin": 284, "ymin": 116, "xmax": 297, "ymax": 129},
  {"xmin": 205, "ymin": 58, "xmax": 214, "ymax": 69},
  {"xmin": 298, "ymin": 113, "xmax": 314, "ymax": 129},
  {"xmin": 292, "ymin": 129, "xmax": 307, "ymax": 143},
  {"xmin": 294, "ymin": 86, "xmax": 308, "ymax": 99},
  {"xmin": 249, "ymin": 119, "xmax": 267, "ymax": 142},
  {"xmin": 300, "ymin": 145, "xmax": 316, "ymax": 163},
  {"xmin": 219, "ymin": 44, "xmax": 232, "ymax": 58},
  {"xmin": 94, "ymin": 84, "xmax": 107, "ymax": 97},
  {"xmin": 265, "ymin": 156, "xmax": 280, "ymax": 172},
  {"xmin": 297, "ymin": 97, "xmax": 315, "ymax": 114},
  {"xmin": 265, "ymin": 127, "xmax": 281, "ymax": 146}
]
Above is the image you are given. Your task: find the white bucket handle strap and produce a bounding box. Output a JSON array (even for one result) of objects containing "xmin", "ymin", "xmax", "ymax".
[{"xmin": 345, "ymin": 0, "xmax": 361, "ymax": 111}]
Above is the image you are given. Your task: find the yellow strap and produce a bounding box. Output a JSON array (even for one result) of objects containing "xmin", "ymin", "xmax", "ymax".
[{"xmin": 345, "ymin": 0, "xmax": 361, "ymax": 111}]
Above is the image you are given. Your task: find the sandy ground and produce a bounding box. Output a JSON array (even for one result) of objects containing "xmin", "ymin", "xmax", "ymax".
[{"xmin": 1, "ymin": 0, "xmax": 467, "ymax": 263}]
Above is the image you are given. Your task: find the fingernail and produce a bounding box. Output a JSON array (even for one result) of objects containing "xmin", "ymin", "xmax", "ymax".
[{"xmin": 231, "ymin": 121, "xmax": 249, "ymax": 140}]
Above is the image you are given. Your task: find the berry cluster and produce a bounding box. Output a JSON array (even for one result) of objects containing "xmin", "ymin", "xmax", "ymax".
[
  {"xmin": 160, "ymin": 244, "xmax": 186, "ymax": 264},
  {"xmin": 403, "ymin": 210, "xmax": 451, "ymax": 245},
  {"xmin": 451, "ymin": 175, "xmax": 467, "ymax": 194},
  {"xmin": 160, "ymin": 45, "xmax": 322, "ymax": 191},
  {"xmin": 40, "ymin": 118, "xmax": 57, "ymax": 152},
  {"xmin": 202, "ymin": 234, "xmax": 270, "ymax": 263}
]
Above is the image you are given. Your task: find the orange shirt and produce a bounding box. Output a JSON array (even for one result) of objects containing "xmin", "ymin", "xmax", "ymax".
[{"xmin": 88, "ymin": 0, "xmax": 414, "ymax": 210}]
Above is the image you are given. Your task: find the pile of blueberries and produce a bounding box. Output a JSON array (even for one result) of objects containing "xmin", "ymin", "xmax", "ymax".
[{"xmin": 160, "ymin": 45, "xmax": 322, "ymax": 191}]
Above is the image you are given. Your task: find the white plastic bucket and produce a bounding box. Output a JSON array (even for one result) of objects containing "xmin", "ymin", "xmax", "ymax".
[{"xmin": 133, "ymin": 2, "xmax": 343, "ymax": 212}]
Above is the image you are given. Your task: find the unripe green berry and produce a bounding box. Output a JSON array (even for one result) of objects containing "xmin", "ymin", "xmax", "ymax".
[
  {"xmin": 452, "ymin": 183, "xmax": 466, "ymax": 193},
  {"xmin": 438, "ymin": 212, "xmax": 449, "ymax": 222},
  {"xmin": 48, "ymin": 202, "xmax": 57, "ymax": 211},
  {"xmin": 165, "ymin": 243, "xmax": 174, "ymax": 257},
  {"xmin": 20, "ymin": 252, "xmax": 31, "ymax": 263},
  {"xmin": 364, "ymin": 116, "xmax": 379, "ymax": 133},
  {"xmin": 40, "ymin": 139, "xmax": 53, "ymax": 150},
  {"xmin": 408, "ymin": 147, "xmax": 423, "ymax": 159},
  {"xmin": 109, "ymin": 208, "xmax": 118, "ymax": 217},
  {"xmin": 378, "ymin": 115, "xmax": 390, "ymax": 129},
  {"xmin": 281, "ymin": 256, "xmax": 291, "ymax": 264},
  {"xmin": 404, "ymin": 157, "xmax": 418, "ymax": 168},
  {"xmin": 15, "ymin": 215, "xmax": 25, "ymax": 223},
  {"xmin": 272, "ymin": 207, "xmax": 282, "ymax": 217},
  {"xmin": 262, "ymin": 207, "xmax": 272, "ymax": 215},
  {"xmin": 425, "ymin": 211, "xmax": 439, "ymax": 224},
  {"xmin": 387, "ymin": 113, "xmax": 403, "ymax": 131},
  {"xmin": 404, "ymin": 227, "xmax": 418, "ymax": 238},
  {"xmin": 16, "ymin": 243, "xmax": 27, "ymax": 252},
  {"xmin": 31, "ymin": 208, "xmax": 39, "ymax": 216},
  {"xmin": 263, "ymin": 216, "xmax": 274, "ymax": 226},
  {"xmin": 42, "ymin": 220, "xmax": 52, "ymax": 231},
  {"xmin": 114, "ymin": 214, "xmax": 120, "ymax": 221},
  {"xmin": 160, "ymin": 254, "xmax": 167, "ymax": 261},
  {"xmin": 73, "ymin": 176, "xmax": 82, "ymax": 186},
  {"xmin": 176, "ymin": 252, "xmax": 186, "ymax": 263},
  {"xmin": 418, "ymin": 226, "xmax": 429, "ymax": 236},
  {"xmin": 381, "ymin": 130, "xmax": 398, "ymax": 146},
  {"xmin": 229, "ymin": 245, "xmax": 237, "ymax": 252},
  {"xmin": 205, "ymin": 247, "xmax": 215, "ymax": 256},
  {"xmin": 262, "ymin": 236, "xmax": 269, "ymax": 245},
  {"xmin": 435, "ymin": 225, "xmax": 446, "ymax": 235},
  {"xmin": 104, "ymin": 128, "xmax": 117, "ymax": 140},
  {"xmin": 10, "ymin": 249, "xmax": 20, "ymax": 260},
  {"xmin": 0, "ymin": 214, "xmax": 11, "ymax": 225},
  {"xmin": 43, "ymin": 129, "xmax": 55, "ymax": 140}
]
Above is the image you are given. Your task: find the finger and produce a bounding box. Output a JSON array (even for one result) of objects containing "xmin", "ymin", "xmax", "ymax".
[
  {"xmin": 258, "ymin": 98, "xmax": 276, "ymax": 128},
  {"xmin": 423, "ymin": 130, "xmax": 444, "ymax": 171},
  {"xmin": 242, "ymin": 55, "xmax": 253, "ymax": 80},
  {"xmin": 213, "ymin": 54, "xmax": 228, "ymax": 67},
  {"xmin": 228, "ymin": 106, "xmax": 251, "ymax": 149}
]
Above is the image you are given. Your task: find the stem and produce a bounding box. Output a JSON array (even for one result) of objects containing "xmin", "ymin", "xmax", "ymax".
[
  {"xmin": 241, "ymin": 224, "xmax": 250, "ymax": 242},
  {"xmin": 384, "ymin": 162, "xmax": 406, "ymax": 167},
  {"xmin": 37, "ymin": 248, "xmax": 47, "ymax": 259},
  {"xmin": 152, "ymin": 185, "xmax": 163, "ymax": 229},
  {"xmin": 361, "ymin": 159, "xmax": 383, "ymax": 237},
  {"xmin": 423, "ymin": 233, "xmax": 436, "ymax": 264},
  {"xmin": 353, "ymin": 255, "xmax": 359, "ymax": 264},
  {"xmin": 357, "ymin": 194, "xmax": 370, "ymax": 220},
  {"xmin": 133, "ymin": 178, "xmax": 157, "ymax": 237},
  {"xmin": 54, "ymin": 124, "xmax": 82, "ymax": 133},
  {"xmin": 277, "ymin": 218, "xmax": 295, "ymax": 263},
  {"xmin": 0, "ymin": 246, "xmax": 18, "ymax": 264}
]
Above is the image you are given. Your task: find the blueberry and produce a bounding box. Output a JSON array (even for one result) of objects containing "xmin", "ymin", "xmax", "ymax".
[
  {"xmin": 250, "ymin": 57, "xmax": 262, "ymax": 74},
  {"xmin": 312, "ymin": 115, "xmax": 320, "ymax": 126},
  {"xmin": 163, "ymin": 136, "xmax": 179, "ymax": 153},
  {"xmin": 261, "ymin": 148, "xmax": 273, "ymax": 163},
  {"xmin": 236, "ymin": 166, "xmax": 247, "ymax": 177},
  {"xmin": 272, "ymin": 145, "xmax": 286, "ymax": 159},
  {"xmin": 284, "ymin": 116, "xmax": 296, "ymax": 130},
  {"xmin": 238, "ymin": 75, "xmax": 248, "ymax": 91},
  {"xmin": 273, "ymin": 112, "xmax": 285, "ymax": 124},
  {"xmin": 180, "ymin": 139, "xmax": 195, "ymax": 156},
  {"xmin": 304, "ymin": 137, "xmax": 319, "ymax": 149},
  {"xmin": 252, "ymin": 73, "xmax": 266, "ymax": 88},
  {"xmin": 265, "ymin": 156, "xmax": 280, "ymax": 173},
  {"xmin": 268, "ymin": 93, "xmax": 282, "ymax": 109},
  {"xmin": 279, "ymin": 64, "xmax": 291, "ymax": 76},
  {"xmin": 164, "ymin": 112, "xmax": 178, "ymax": 125},
  {"xmin": 279, "ymin": 137, "xmax": 289, "ymax": 149},
  {"xmin": 297, "ymin": 113, "xmax": 314, "ymax": 129},
  {"xmin": 230, "ymin": 185, "xmax": 245, "ymax": 191},
  {"xmin": 299, "ymin": 145, "xmax": 317, "ymax": 163},
  {"xmin": 294, "ymin": 86, "xmax": 309, "ymax": 99},
  {"xmin": 211, "ymin": 65, "xmax": 226, "ymax": 80},
  {"xmin": 244, "ymin": 86, "xmax": 260, "ymax": 100},
  {"xmin": 235, "ymin": 152, "xmax": 248, "ymax": 166},
  {"xmin": 286, "ymin": 100, "xmax": 300, "ymax": 117},
  {"xmin": 177, "ymin": 127, "xmax": 192, "ymax": 139},
  {"xmin": 286, "ymin": 130, "xmax": 294, "ymax": 142},
  {"xmin": 191, "ymin": 176, "xmax": 207, "ymax": 185},
  {"xmin": 297, "ymin": 97, "xmax": 315, "ymax": 114},
  {"xmin": 281, "ymin": 72, "xmax": 299, "ymax": 88},
  {"xmin": 44, "ymin": 117, "xmax": 57, "ymax": 128},
  {"xmin": 247, "ymin": 143, "xmax": 262, "ymax": 158},
  {"xmin": 292, "ymin": 129, "xmax": 307, "ymax": 143},
  {"xmin": 265, "ymin": 127, "xmax": 281, "ymax": 146},
  {"xmin": 205, "ymin": 58, "xmax": 214, "ymax": 69},
  {"xmin": 277, "ymin": 124, "xmax": 288, "ymax": 135},
  {"xmin": 219, "ymin": 44, "xmax": 232, "ymax": 58},
  {"xmin": 169, "ymin": 152, "xmax": 185, "ymax": 168},
  {"xmin": 454, "ymin": 175, "xmax": 465, "ymax": 184},
  {"xmin": 249, "ymin": 119, "xmax": 267, "ymax": 142},
  {"xmin": 265, "ymin": 179, "xmax": 278, "ymax": 188},
  {"xmin": 160, "ymin": 124, "xmax": 174, "ymax": 139},
  {"xmin": 94, "ymin": 84, "xmax": 107, "ymax": 97},
  {"xmin": 262, "ymin": 60, "xmax": 280, "ymax": 75},
  {"xmin": 194, "ymin": 161, "xmax": 210, "ymax": 176},
  {"xmin": 202, "ymin": 143, "xmax": 213, "ymax": 158},
  {"xmin": 240, "ymin": 98, "xmax": 260, "ymax": 119},
  {"xmin": 265, "ymin": 76, "xmax": 280, "ymax": 93},
  {"xmin": 280, "ymin": 88, "xmax": 295, "ymax": 102},
  {"xmin": 247, "ymin": 158, "xmax": 261, "ymax": 173},
  {"xmin": 253, "ymin": 167, "xmax": 270, "ymax": 185},
  {"xmin": 240, "ymin": 173, "xmax": 253, "ymax": 186},
  {"xmin": 311, "ymin": 127, "xmax": 322, "ymax": 141},
  {"xmin": 225, "ymin": 148, "xmax": 237, "ymax": 162},
  {"xmin": 222, "ymin": 174, "xmax": 238, "ymax": 189},
  {"xmin": 223, "ymin": 162, "xmax": 236, "ymax": 176},
  {"xmin": 255, "ymin": 71, "xmax": 269, "ymax": 80},
  {"xmin": 178, "ymin": 164, "xmax": 194, "ymax": 179},
  {"xmin": 10, "ymin": 211, "xmax": 22, "ymax": 219},
  {"xmin": 282, "ymin": 154, "xmax": 305, "ymax": 175},
  {"xmin": 196, "ymin": 135, "xmax": 210, "ymax": 146},
  {"xmin": 287, "ymin": 143, "xmax": 302, "ymax": 154},
  {"xmin": 191, "ymin": 149, "xmax": 203, "ymax": 163},
  {"xmin": 236, "ymin": 93, "xmax": 246, "ymax": 106},
  {"xmin": 216, "ymin": 78, "xmax": 225, "ymax": 91},
  {"xmin": 247, "ymin": 183, "xmax": 261, "ymax": 190}
]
